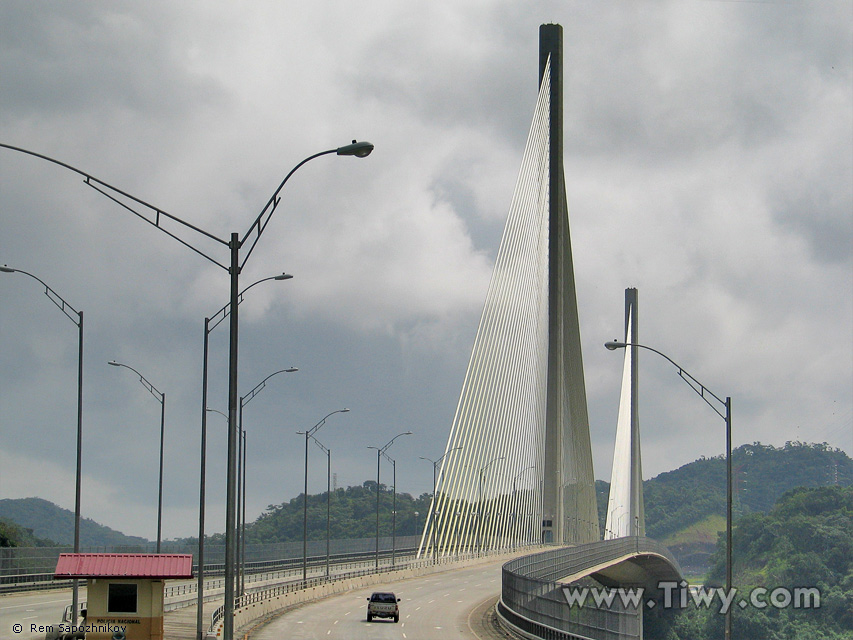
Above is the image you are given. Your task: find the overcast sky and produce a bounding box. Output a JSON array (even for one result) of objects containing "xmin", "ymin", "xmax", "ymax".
[{"xmin": 1, "ymin": 1, "xmax": 850, "ymax": 542}]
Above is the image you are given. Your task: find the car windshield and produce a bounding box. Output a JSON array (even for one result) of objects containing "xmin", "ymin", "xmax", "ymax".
[{"xmin": 371, "ymin": 593, "xmax": 397, "ymax": 603}]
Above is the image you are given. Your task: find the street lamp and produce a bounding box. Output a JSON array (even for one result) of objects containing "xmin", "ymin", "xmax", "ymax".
[
  {"xmin": 237, "ymin": 368, "xmax": 298, "ymax": 594},
  {"xmin": 512, "ymin": 465, "xmax": 535, "ymax": 549},
  {"xmin": 605, "ymin": 339, "xmax": 733, "ymax": 640},
  {"xmin": 197, "ymin": 274, "xmax": 291, "ymax": 640},
  {"xmin": 304, "ymin": 434, "xmax": 331, "ymax": 578},
  {"xmin": 108, "ymin": 360, "xmax": 166, "ymax": 553},
  {"xmin": 1, "ymin": 138, "xmax": 373, "ymax": 640},
  {"xmin": 478, "ymin": 456, "xmax": 505, "ymax": 556},
  {"xmin": 379, "ymin": 451, "xmax": 399, "ymax": 567},
  {"xmin": 299, "ymin": 409, "xmax": 350, "ymax": 582},
  {"xmin": 369, "ymin": 432, "xmax": 412, "ymax": 571},
  {"xmin": 1, "ymin": 265, "xmax": 84, "ymax": 624},
  {"xmin": 419, "ymin": 447, "xmax": 462, "ymax": 563}
]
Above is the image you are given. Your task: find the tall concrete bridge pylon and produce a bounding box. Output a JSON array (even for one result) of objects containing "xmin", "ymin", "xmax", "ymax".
[{"xmin": 418, "ymin": 23, "xmax": 599, "ymax": 558}]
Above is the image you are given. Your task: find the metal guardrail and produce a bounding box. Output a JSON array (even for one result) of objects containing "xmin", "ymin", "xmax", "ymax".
[
  {"xmin": 0, "ymin": 536, "xmax": 422, "ymax": 593},
  {"xmin": 498, "ymin": 537, "xmax": 682, "ymax": 640}
]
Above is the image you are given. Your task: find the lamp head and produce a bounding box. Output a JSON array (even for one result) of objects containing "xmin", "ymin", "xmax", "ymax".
[
  {"xmin": 341, "ymin": 408, "xmax": 351, "ymax": 413},
  {"xmin": 274, "ymin": 273, "xmax": 293, "ymax": 281},
  {"xmin": 336, "ymin": 140, "xmax": 374, "ymax": 158},
  {"xmin": 285, "ymin": 367, "xmax": 299, "ymax": 373},
  {"xmin": 108, "ymin": 361, "xmax": 120, "ymax": 367},
  {"xmin": 0, "ymin": 265, "xmax": 15, "ymax": 273},
  {"xmin": 605, "ymin": 341, "xmax": 626, "ymax": 351}
]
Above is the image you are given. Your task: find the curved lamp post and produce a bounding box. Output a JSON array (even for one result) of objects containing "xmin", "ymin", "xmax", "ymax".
[
  {"xmin": 236, "ymin": 368, "xmax": 297, "ymax": 595},
  {"xmin": 2, "ymin": 139, "xmax": 373, "ymax": 640},
  {"xmin": 1, "ymin": 265, "xmax": 84, "ymax": 623},
  {"xmin": 369, "ymin": 431, "xmax": 412, "ymax": 571},
  {"xmin": 197, "ymin": 273, "xmax": 291, "ymax": 639},
  {"xmin": 605, "ymin": 339, "xmax": 732, "ymax": 640},
  {"xmin": 108, "ymin": 360, "xmax": 166, "ymax": 553},
  {"xmin": 512, "ymin": 465, "xmax": 536, "ymax": 549},
  {"xmin": 419, "ymin": 447, "xmax": 462, "ymax": 563},
  {"xmin": 477, "ymin": 456, "xmax": 505, "ymax": 556},
  {"xmin": 299, "ymin": 409, "xmax": 350, "ymax": 582}
]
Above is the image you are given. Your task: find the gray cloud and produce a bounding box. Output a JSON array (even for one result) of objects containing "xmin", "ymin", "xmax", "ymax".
[{"xmin": 1, "ymin": 1, "xmax": 850, "ymax": 540}]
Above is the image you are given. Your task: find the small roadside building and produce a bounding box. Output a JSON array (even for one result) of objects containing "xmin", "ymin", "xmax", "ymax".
[{"xmin": 55, "ymin": 553, "xmax": 193, "ymax": 640}]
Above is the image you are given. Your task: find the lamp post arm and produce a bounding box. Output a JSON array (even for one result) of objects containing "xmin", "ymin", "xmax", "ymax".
[
  {"xmin": 1, "ymin": 267, "xmax": 82, "ymax": 326},
  {"xmin": 380, "ymin": 431, "xmax": 412, "ymax": 454},
  {"xmin": 308, "ymin": 433, "xmax": 329, "ymax": 455},
  {"xmin": 240, "ymin": 368, "xmax": 298, "ymax": 409},
  {"xmin": 306, "ymin": 409, "xmax": 349, "ymax": 438},
  {"xmin": 109, "ymin": 361, "xmax": 164, "ymax": 403},
  {"xmin": 607, "ymin": 341, "xmax": 727, "ymax": 420},
  {"xmin": 207, "ymin": 274, "xmax": 291, "ymax": 333},
  {"xmin": 206, "ymin": 407, "xmax": 228, "ymax": 420},
  {"xmin": 0, "ymin": 144, "xmax": 230, "ymax": 270},
  {"xmin": 480, "ymin": 455, "xmax": 505, "ymax": 474},
  {"xmin": 239, "ymin": 140, "xmax": 373, "ymax": 266},
  {"xmin": 240, "ymin": 148, "xmax": 336, "ymax": 253}
]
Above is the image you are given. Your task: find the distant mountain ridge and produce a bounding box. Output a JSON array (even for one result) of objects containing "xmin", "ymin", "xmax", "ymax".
[
  {"xmin": 3, "ymin": 442, "xmax": 849, "ymax": 555},
  {"xmin": 596, "ymin": 441, "xmax": 853, "ymax": 574},
  {"xmin": 0, "ymin": 497, "xmax": 149, "ymax": 548}
]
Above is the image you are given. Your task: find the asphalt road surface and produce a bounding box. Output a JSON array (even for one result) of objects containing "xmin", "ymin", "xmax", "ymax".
[
  {"xmin": 249, "ymin": 558, "xmax": 514, "ymax": 640},
  {"xmin": 0, "ymin": 587, "xmax": 86, "ymax": 640}
]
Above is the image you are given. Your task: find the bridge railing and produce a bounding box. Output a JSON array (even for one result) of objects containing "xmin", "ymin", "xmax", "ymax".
[
  {"xmin": 498, "ymin": 537, "xmax": 682, "ymax": 640},
  {"xmin": 0, "ymin": 536, "xmax": 423, "ymax": 593}
]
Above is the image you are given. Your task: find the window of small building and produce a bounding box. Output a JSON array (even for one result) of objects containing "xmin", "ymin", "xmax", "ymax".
[{"xmin": 108, "ymin": 583, "xmax": 138, "ymax": 613}]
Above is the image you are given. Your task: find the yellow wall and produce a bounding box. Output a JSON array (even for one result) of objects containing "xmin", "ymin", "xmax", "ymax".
[{"xmin": 85, "ymin": 578, "xmax": 164, "ymax": 640}]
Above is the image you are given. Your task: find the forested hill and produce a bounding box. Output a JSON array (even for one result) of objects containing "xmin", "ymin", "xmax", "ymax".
[
  {"xmin": 240, "ymin": 441, "xmax": 850, "ymax": 547},
  {"xmin": 0, "ymin": 497, "xmax": 149, "ymax": 547},
  {"xmin": 0, "ymin": 517, "xmax": 55, "ymax": 547},
  {"xmin": 3, "ymin": 442, "xmax": 848, "ymax": 550},
  {"xmin": 594, "ymin": 442, "xmax": 852, "ymax": 542},
  {"xmin": 237, "ymin": 481, "xmax": 433, "ymax": 545},
  {"xmin": 649, "ymin": 485, "xmax": 853, "ymax": 640}
]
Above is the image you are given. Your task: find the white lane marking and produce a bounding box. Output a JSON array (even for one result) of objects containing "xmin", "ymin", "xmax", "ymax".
[{"xmin": 0, "ymin": 599, "xmax": 71, "ymax": 611}]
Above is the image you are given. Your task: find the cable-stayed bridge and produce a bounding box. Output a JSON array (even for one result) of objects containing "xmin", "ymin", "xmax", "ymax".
[{"xmin": 417, "ymin": 24, "xmax": 682, "ymax": 640}]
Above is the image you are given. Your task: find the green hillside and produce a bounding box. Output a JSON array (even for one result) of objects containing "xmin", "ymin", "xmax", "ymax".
[
  {"xmin": 0, "ymin": 518, "xmax": 56, "ymax": 547},
  {"xmin": 597, "ymin": 442, "xmax": 851, "ymax": 575},
  {"xmin": 237, "ymin": 481, "xmax": 433, "ymax": 546},
  {"xmin": 649, "ymin": 485, "xmax": 853, "ymax": 640},
  {"xmin": 0, "ymin": 498, "xmax": 149, "ymax": 548}
]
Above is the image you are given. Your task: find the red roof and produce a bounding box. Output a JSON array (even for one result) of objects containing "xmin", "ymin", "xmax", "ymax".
[{"xmin": 55, "ymin": 553, "xmax": 193, "ymax": 579}]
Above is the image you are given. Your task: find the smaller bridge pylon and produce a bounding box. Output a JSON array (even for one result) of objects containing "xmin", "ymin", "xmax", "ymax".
[{"xmin": 605, "ymin": 288, "xmax": 645, "ymax": 539}]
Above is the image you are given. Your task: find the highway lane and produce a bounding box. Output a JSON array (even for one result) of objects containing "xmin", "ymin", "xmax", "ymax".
[
  {"xmin": 0, "ymin": 552, "xmax": 424, "ymax": 640},
  {"xmin": 249, "ymin": 557, "xmax": 509, "ymax": 640},
  {"xmin": 0, "ymin": 587, "xmax": 86, "ymax": 640}
]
